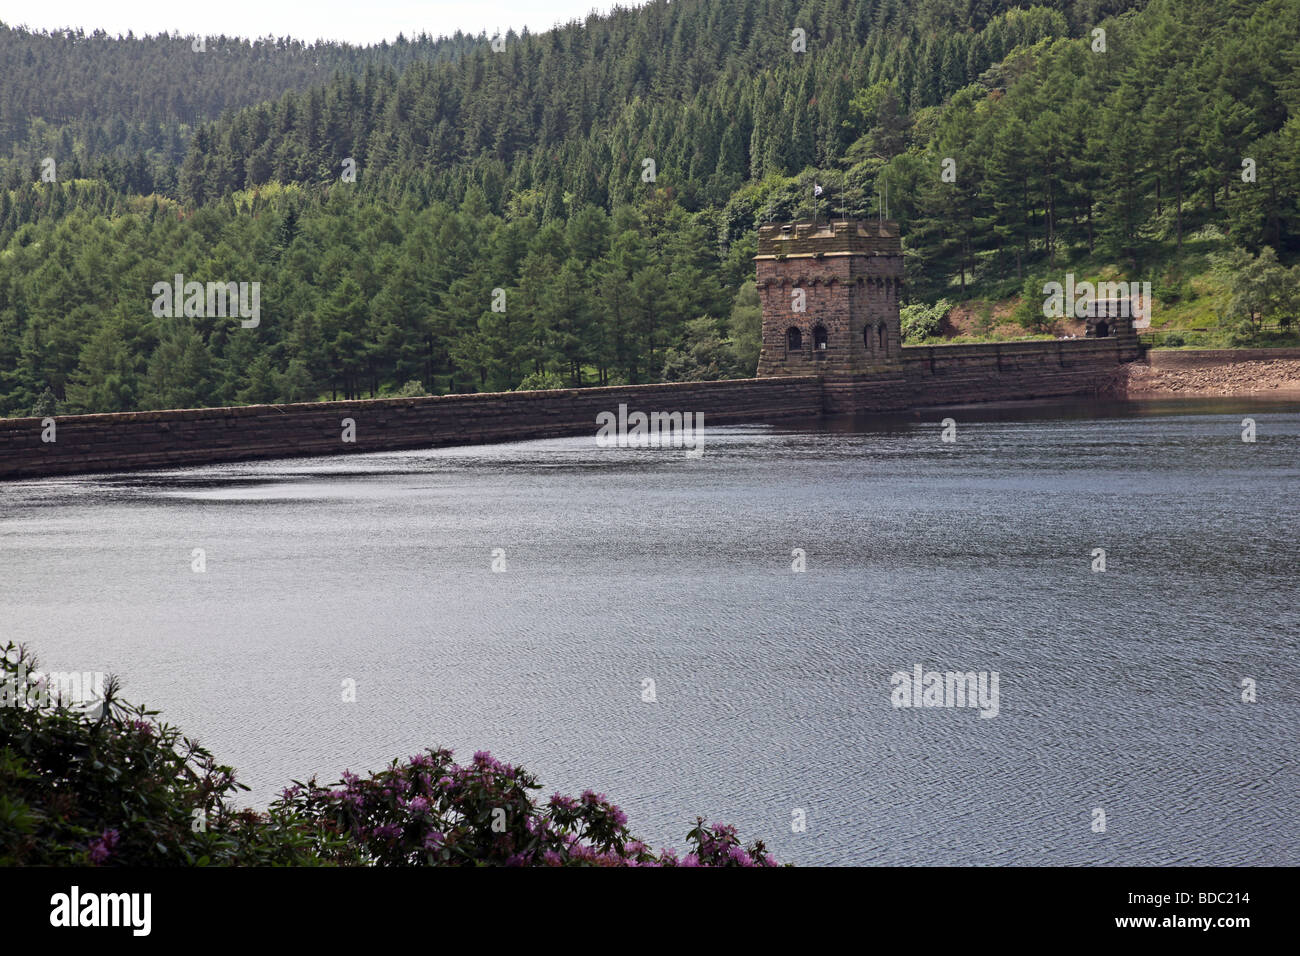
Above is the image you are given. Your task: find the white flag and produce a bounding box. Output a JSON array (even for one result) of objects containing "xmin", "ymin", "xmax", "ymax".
[{"xmin": 814, "ymin": 183, "xmax": 823, "ymax": 196}]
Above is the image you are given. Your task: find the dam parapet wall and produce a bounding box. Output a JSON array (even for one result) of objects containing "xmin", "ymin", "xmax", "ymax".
[
  {"xmin": 0, "ymin": 377, "xmax": 823, "ymax": 480},
  {"xmin": 1, "ymin": 340, "xmax": 1137, "ymax": 480}
]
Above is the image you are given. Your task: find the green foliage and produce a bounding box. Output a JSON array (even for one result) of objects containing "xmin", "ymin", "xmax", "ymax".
[
  {"xmin": 515, "ymin": 370, "xmax": 567, "ymax": 391},
  {"xmin": 1229, "ymin": 320, "xmax": 1260, "ymax": 347},
  {"xmin": 0, "ymin": 192, "xmax": 734, "ymax": 415},
  {"xmin": 1010, "ymin": 277, "xmax": 1052, "ymax": 332},
  {"xmin": 900, "ymin": 298, "xmax": 951, "ymax": 342},
  {"xmin": 388, "ymin": 380, "xmax": 428, "ymax": 398},
  {"xmin": 662, "ymin": 316, "xmax": 734, "ymax": 382},
  {"xmin": 880, "ymin": 0, "xmax": 1300, "ymax": 298},
  {"xmin": 0, "ymin": 25, "xmax": 478, "ymax": 192},
  {"xmin": 726, "ymin": 282, "xmax": 763, "ymax": 376},
  {"xmin": 846, "ymin": 81, "xmax": 912, "ymax": 163},
  {"xmin": 1, "ymin": 0, "xmax": 1296, "ymax": 415},
  {"xmin": 1210, "ymin": 246, "xmax": 1300, "ymax": 329},
  {"xmin": 29, "ymin": 386, "xmax": 57, "ymax": 417},
  {"xmin": 1152, "ymin": 272, "xmax": 1193, "ymax": 306},
  {"xmin": 0, "ymin": 643, "xmax": 326, "ymax": 865}
]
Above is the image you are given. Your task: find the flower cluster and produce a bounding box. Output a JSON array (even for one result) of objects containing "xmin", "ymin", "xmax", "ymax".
[
  {"xmin": 274, "ymin": 748, "xmax": 779, "ymax": 867},
  {"xmin": 2, "ymin": 642, "xmax": 779, "ymax": 867},
  {"xmin": 87, "ymin": 828, "xmax": 120, "ymax": 864}
]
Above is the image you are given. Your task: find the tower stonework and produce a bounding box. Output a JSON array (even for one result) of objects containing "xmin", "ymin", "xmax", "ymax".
[{"xmin": 755, "ymin": 219, "xmax": 904, "ymax": 379}]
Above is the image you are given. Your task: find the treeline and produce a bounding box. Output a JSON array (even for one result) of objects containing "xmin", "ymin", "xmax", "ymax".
[
  {"xmin": 0, "ymin": 188, "xmax": 756, "ymax": 416},
  {"xmin": 0, "ymin": 24, "xmax": 482, "ymax": 189},
  {"xmin": 3, "ymin": 0, "xmax": 1299, "ymax": 416},
  {"xmin": 171, "ymin": 0, "xmax": 1133, "ymax": 213},
  {"xmin": 160, "ymin": 0, "xmax": 1294, "ymax": 281},
  {"xmin": 882, "ymin": 0, "xmax": 1300, "ymax": 298}
]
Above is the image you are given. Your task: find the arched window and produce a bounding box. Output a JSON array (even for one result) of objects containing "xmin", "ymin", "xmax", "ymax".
[
  {"xmin": 877, "ymin": 324, "xmax": 886, "ymax": 351},
  {"xmin": 813, "ymin": 324, "xmax": 828, "ymax": 350},
  {"xmin": 1095, "ymin": 321, "xmax": 1110, "ymax": 338},
  {"xmin": 786, "ymin": 326, "xmax": 803, "ymax": 352},
  {"xmin": 864, "ymin": 325, "xmax": 872, "ymax": 350}
]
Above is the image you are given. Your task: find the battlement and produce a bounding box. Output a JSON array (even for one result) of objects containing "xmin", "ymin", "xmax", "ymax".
[{"xmin": 755, "ymin": 219, "xmax": 902, "ymax": 259}]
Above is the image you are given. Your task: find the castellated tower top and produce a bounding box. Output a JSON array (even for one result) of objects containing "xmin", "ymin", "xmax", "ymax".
[
  {"xmin": 755, "ymin": 218, "xmax": 902, "ymax": 260},
  {"xmin": 755, "ymin": 219, "xmax": 904, "ymax": 379}
]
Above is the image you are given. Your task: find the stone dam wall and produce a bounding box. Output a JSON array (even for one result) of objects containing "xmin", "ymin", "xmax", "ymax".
[
  {"xmin": 822, "ymin": 337, "xmax": 1131, "ymax": 412},
  {"xmin": 1, "ymin": 339, "xmax": 1146, "ymax": 480},
  {"xmin": 0, "ymin": 377, "xmax": 824, "ymax": 480}
]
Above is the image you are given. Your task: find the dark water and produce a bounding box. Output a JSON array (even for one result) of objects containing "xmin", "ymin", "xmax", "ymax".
[{"xmin": 2, "ymin": 397, "xmax": 1297, "ymax": 865}]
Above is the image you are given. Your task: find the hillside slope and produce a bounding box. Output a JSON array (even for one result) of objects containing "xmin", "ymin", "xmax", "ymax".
[{"xmin": 2, "ymin": 0, "xmax": 1297, "ymax": 418}]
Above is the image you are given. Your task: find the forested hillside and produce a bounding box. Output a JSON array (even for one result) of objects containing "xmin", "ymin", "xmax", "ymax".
[
  {"xmin": 0, "ymin": 24, "xmax": 480, "ymax": 191},
  {"xmin": 2, "ymin": 0, "xmax": 1297, "ymax": 417}
]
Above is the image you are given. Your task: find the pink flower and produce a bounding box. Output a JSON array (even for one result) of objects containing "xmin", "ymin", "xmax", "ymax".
[
  {"xmin": 88, "ymin": 829, "xmax": 120, "ymax": 864},
  {"xmin": 727, "ymin": 845, "xmax": 753, "ymax": 866}
]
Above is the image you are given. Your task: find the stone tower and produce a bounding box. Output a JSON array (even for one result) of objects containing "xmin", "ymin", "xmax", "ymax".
[{"xmin": 755, "ymin": 219, "xmax": 904, "ymax": 378}]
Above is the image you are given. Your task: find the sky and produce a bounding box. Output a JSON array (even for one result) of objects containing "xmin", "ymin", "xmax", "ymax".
[{"xmin": 0, "ymin": 1, "xmax": 633, "ymax": 45}]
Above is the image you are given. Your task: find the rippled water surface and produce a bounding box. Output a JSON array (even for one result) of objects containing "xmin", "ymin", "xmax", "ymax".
[{"xmin": 3, "ymin": 397, "xmax": 1297, "ymax": 865}]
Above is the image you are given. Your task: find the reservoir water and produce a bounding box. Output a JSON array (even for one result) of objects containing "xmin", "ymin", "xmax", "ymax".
[{"xmin": 2, "ymin": 397, "xmax": 1297, "ymax": 865}]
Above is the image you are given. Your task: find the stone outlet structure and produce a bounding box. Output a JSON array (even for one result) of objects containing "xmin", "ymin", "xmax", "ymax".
[
  {"xmin": 756, "ymin": 219, "xmax": 904, "ymax": 377},
  {"xmin": 755, "ymin": 218, "xmax": 1140, "ymax": 412}
]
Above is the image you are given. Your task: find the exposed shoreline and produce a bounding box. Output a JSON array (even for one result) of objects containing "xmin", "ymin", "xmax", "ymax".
[{"xmin": 1105, "ymin": 349, "xmax": 1300, "ymax": 399}]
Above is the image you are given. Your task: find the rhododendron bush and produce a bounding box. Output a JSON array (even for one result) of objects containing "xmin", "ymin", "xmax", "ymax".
[
  {"xmin": 277, "ymin": 749, "xmax": 778, "ymax": 866},
  {"xmin": 0, "ymin": 645, "xmax": 777, "ymax": 867}
]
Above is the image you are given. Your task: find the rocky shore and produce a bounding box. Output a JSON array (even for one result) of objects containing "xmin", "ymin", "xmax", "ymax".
[{"xmin": 1103, "ymin": 350, "xmax": 1300, "ymax": 398}]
